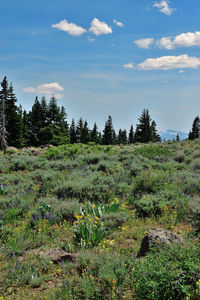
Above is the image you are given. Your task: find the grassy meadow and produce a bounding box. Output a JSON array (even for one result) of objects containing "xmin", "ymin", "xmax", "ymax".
[{"xmin": 0, "ymin": 141, "xmax": 199, "ymax": 299}]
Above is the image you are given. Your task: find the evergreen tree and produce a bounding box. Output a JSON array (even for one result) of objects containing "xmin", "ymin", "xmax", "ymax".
[
  {"xmin": 151, "ymin": 120, "xmax": 161, "ymax": 142},
  {"xmin": 176, "ymin": 134, "xmax": 180, "ymax": 141},
  {"xmin": 121, "ymin": 129, "xmax": 127, "ymax": 144},
  {"xmin": 82, "ymin": 120, "xmax": 90, "ymax": 144},
  {"xmin": 0, "ymin": 77, "xmax": 9, "ymax": 152},
  {"xmin": 40, "ymin": 96, "xmax": 48, "ymax": 127},
  {"xmin": 118, "ymin": 129, "xmax": 122, "ymax": 144},
  {"xmin": 29, "ymin": 97, "xmax": 43, "ymax": 146},
  {"xmin": 5, "ymin": 84, "xmax": 23, "ymax": 147},
  {"xmin": 128, "ymin": 124, "xmax": 134, "ymax": 143},
  {"xmin": 188, "ymin": 116, "xmax": 200, "ymax": 139},
  {"xmin": 22, "ymin": 110, "xmax": 30, "ymax": 146},
  {"xmin": 48, "ymin": 95, "xmax": 60, "ymax": 126},
  {"xmin": 76, "ymin": 117, "xmax": 83, "ymax": 143},
  {"xmin": 134, "ymin": 109, "xmax": 155, "ymax": 143},
  {"xmin": 91, "ymin": 122, "xmax": 99, "ymax": 143},
  {"xmin": 102, "ymin": 115, "xmax": 115, "ymax": 145},
  {"xmin": 70, "ymin": 119, "xmax": 76, "ymax": 144},
  {"xmin": 59, "ymin": 106, "xmax": 69, "ymax": 132}
]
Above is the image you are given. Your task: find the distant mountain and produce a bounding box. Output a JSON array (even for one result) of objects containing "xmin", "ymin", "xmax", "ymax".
[{"xmin": 158, "ymin": 130, "xmax": 188, "ymax": 141}]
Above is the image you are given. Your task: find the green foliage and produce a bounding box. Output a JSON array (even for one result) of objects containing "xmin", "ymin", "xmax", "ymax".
[
  {"xmin": 132, "ymin": 170, "xmax": 166, "ymax": 196},
  {"xmin": 54, "ymin": 199, "xmax": 80, "ymax": 223},
  {"xmin": 133, "ymin": 144, "xmax": 170, "ymax": 160},
  {"xmin": 73, "ymin": 200, "xmax": 121, "ymax": 248},
  {"xmin": 1, "ymin": 141, "xmax": 200, "ymax": 299},
  {"xmin": 102, "ymin": 211, "xmax": 129, "ymax": 232},
  {"xmin": 132, "ymin": 244, "xmax": 200, "ymax": 300},
  {"xmin": 73, "ymin": 213, "xmax": 105, "ymax": 248}
]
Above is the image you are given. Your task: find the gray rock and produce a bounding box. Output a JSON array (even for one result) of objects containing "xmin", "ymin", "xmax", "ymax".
[
  {"xmin": 138, "ymin": 228, "xmax": 183, "ymax": 257},
  {"xmin": 39, "ymin": 248, "xmax": 77, "ymax": 263}
]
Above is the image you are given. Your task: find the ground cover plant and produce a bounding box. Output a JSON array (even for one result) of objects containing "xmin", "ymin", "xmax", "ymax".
[{"xmin": 0, "ymin": 141, "xmax": 199, "ymax": 299}]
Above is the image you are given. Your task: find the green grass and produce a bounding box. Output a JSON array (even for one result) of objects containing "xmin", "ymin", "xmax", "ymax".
[{"xmin": 0, "ymin": 141, "xmax": 199, "ymax": 299}]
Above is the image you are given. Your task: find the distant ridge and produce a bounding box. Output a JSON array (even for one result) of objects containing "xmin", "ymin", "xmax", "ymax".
[{"xmin": 158, "ymin": 130, "xmax": 188, "ymax": 141}]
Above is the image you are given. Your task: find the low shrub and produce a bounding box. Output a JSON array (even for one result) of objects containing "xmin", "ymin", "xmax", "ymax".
[
  {"xmin": 102, "ymin": 211, "xmax": 129, "ymax": 232},
  {"xmin": 54, "ymin": 199, "xmax": 80, "ymax": 223},
  {"xmin": 132, "ymin": 244, "xmax": 200, "ymax": 300},
  {"xmin": 133, "ymin": 145, "xmax": 170, "ymax": 160}
]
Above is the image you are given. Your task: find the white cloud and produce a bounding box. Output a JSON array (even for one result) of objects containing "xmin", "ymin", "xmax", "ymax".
[
  {"xmin": 179, "ymin": 70, "xmax": 185, "ymax": 73},
  {"xmin": 157, "ymin": 37, "xmax": 174, "ymax": 49},
  {"xmin": 153, "ymin": 1, "xmax": 175, "ymax": 16},
  {"xmin": 138, "ymin": 55, "xmax": 200, "ymax": 70},
  {"xmin": 134, "ymin": 38, "xmax": 154, "ymax": 49},
  {"xmin": 113, "ymin": 19, "xmax": 124, "ymax": 27},
  {"xmin": 89, "ymin": 18, "xmax": 112, "ymax": 36},
  {"xmin": 52, "ymin": 19, "xmax": 87, "ymax": 36},
  {"xmin": 87, "ymin": 36, "xmax": 95, "ymax": 42},
  {"xmin": 123, "ymin": 63, "xmax": 135, "ymax": 69},
  {"xmin": 23, "ymin": 82, "xmax": 64, "ymax": 98},
  {"xmin": 158, "ymin": 31, "xmax": 200, "ymax": 49}
]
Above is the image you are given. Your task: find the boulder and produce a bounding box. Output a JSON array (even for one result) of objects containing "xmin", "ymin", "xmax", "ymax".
[
  {"xmin": 6, "ymin": 147, "xmax": 18, "ymax": 153},
  {"xmin": 39, "ymin": 248, "xmax": 77, "ymax": 263},
  {"xmin": 138, "ymin": 228, "xmax": 183, "ymax": 257}
]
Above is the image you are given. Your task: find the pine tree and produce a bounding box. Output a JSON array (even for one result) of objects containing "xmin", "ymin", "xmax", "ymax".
[
  {"xmin": 102, "ymin": 115, "xmax": 115, "ymax": 145},
  {"xmin": 91, "ymin": 122, "xmax": 99, "ymax": 143},
  {"xmin": 40, "ymin": 96, "xmax": 48, "ymax": 127},
  {"xmin": 29, "ymin": 97, "xmax": 43, "ymax": 146},
  {"xmin": 22, "ymin": 110, "xmax": 30, "ymax": 146},
  {"xmin": 128, "ymin": 124, "xmax": 134, "ymax": 143},
  {"xmin": 5, "ymin": 84, "xmax": 23, "ymax": 147},
  {"xmin": 176, "ymin": 134, "xmax": 180, "ymax": 141},
  {"xmin": 134, "ymin": 110, "xmax": 160, "ymax": 143},
  {"xmin": 0, "ymin": 77, "xmax": 9, "ymax": 152},
  {"xmin": 121, "ymin": 129, "xmax": 127, "ymax": 144},
  {"xmin": 118, "ymin": 129, "xmax": 123, "ymax": 144},
  {"xmin": 70, "ymin": 119, "xmax": 76, "ymax": 144},
  {"xmin": 59, "ymin": 106, "xmax": 69, "ymax": 132},
  {"xmin": 82, "ymin": 120, "xmax": 90, "ymax": 144},
  {"xmin": 48, "ymin": 95, "xmax": 60, "ymax": 126},
  {"xmin": 76, "ymin": 117, "xmax": 83, "ymax": 143},
  {"xmin": 188, "ymin": 116, "xmax": 200, "ymax": 139},
  {"xmin": 151, "ymin": 120, "xmax": 161, "ymax": 142}
]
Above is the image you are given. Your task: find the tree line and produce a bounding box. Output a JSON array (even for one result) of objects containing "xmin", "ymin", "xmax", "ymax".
[{"xmin": 0, "ymin": 76, "xmax": 162, "ymax": 150}]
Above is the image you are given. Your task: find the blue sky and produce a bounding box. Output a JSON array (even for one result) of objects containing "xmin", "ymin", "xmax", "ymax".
[{"xmin": 1, "ymin": 0, "xmax": 200, "ymax": 133}]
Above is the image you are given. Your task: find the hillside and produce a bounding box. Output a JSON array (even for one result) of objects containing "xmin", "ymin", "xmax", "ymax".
[{"xmin": 0, "ymin": 141, "xmax": 199, "ymax": 299}]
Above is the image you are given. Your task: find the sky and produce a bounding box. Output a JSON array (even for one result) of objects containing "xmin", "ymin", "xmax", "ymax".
[{"xmin": 1, "ymin": 0, "xmax": 200, "ymax": 133}]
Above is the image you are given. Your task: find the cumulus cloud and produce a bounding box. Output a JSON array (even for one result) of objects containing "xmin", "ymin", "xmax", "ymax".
[
  {"xmin": 52, "ymin": 19, "xmax": 87, "ymax": 36},
  {"xmin": 153, "ymin": 1, "xmax": 175, "ymax": 15},
  {"xmin": 113, "ymin": 19, "xmax": 124, "ymax": 27},
  {"xmin": 134, "ymin": 38, "xmax": 154, "ymax": 49},
  {"xmin": 138, "ymin": 55, "xmax": 200, "ymax": 70},
  {"xmin": 23, "ymin": 82, "xmax": 64, "ymax": 98},
  {"xmin": 158, "ymin": 31, "xmax": 200, "ymax": 49},
  {"xmin": 123, "ymin": 63, "xmax": 135, "ymax": 69},
  {"xmin": 89, "ymin": 18, "xmax": 112, "ymax": 36}
]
